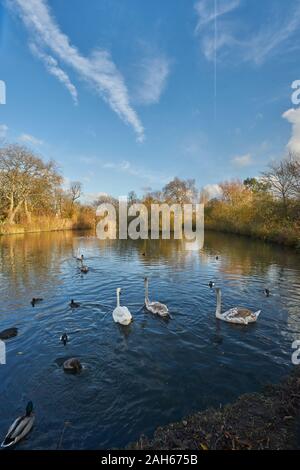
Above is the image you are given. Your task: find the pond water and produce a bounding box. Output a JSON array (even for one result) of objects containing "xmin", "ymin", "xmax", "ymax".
[{"xmin": 0, "ymin": 230, "xmax": 299, "ymax": 449}]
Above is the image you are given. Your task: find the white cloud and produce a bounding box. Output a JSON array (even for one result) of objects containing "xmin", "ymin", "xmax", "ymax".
[
  {"xmin": 103, "ymin": 160, "xmax": 131, "ymax": 171},
  {"xmin": 103, "ymin": 160, "xmax": 172, "ymax": 185},
  {"xmin": 19, "ymin": 133, "xmax": 44, "ymax": 146},
  {"xmin": 181, "ymin": 133, "xmax": 207, "ymax": 158},
  {"xmin": 184, "ymin": 142, "xmax": 200, "ymax": 155},
  {"xmin": 194, "ymin": 0, "xmax": 300, "ymax": 65},
  {"xmin": 194, "ymin": 0, "xmax": 239, "ymax": 61},
  {"xmin": 79, "ymin": 156, "xmax": 97, "ymax": 165},
  {"xmin": 0, "ymin": 124, "xmax": 8, "ymax": 140},
  {"xmin": 29, "ymin": 43, "xmax": 78, "ymax": 105},
  {"xmin": 282, "ymin": 108, "xmax": 300, "ymax": 156},
  {"xmin": 135, "ymin": 56, "xmax": 170, "ymax": 105},
  {"xmin": 11, "ymin": 0, "xmax": 144, "ymax": 142},
  {"xmin": 244, "ymin": 8, "xmax": 300, "ymax": 65},
  {"xmin": 195, "ymin": 0, "xmax": 240, "ymax": 31},
  {"xmin": 202, "ymin": 183, "xmax": 222, "ymax": 199},
  {"xmin": 231, "ymin": 153, "xmax": 253, "ymax": 167},
  {"xmin": 141, "ymin": 186, "xmax": 153, "ymax": 193},
  {"xmin": 201, "ymin": 32, "xmax": 236, "ymax": 61},
  {"xmin": 82, "ymin": 191, "xmax": 108, "ymax": 204}
]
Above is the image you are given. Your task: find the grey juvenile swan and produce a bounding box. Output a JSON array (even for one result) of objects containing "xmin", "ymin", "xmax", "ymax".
[
  {"xmin": 144, "ymin": 277, "xmax": 169, "ymax": 317},
  {"xmin": 215, "ymin": 288, "xmax": 261, "ymax": 325}
]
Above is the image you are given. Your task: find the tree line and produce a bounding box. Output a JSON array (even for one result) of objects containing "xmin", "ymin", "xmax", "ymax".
[
  {"xmin": 204, "ymin": 153, "xmax": 300, "ymax": 247},
  {"xmin": 93, "ymin": 153, "xmax": 300, "ymax": 247},
  {"xmin": 0, "ymin": 143, "xmax": 299, "ymax": 246},
  {"xmin": 0, "ymin": 144, "xmax": 93, "ymax": 227}
]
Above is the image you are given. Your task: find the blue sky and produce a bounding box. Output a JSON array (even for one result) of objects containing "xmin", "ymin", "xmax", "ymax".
[{"xmin": 0, "ymin": 0, "xmax": 300, "ymax": 200}]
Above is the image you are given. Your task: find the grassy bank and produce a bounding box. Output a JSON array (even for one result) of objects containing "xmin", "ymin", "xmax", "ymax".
[
  {"xmin": 0, "ymin": 216, "xmax": 95, "ymax": 236},
  {"xmin": 130, "ymin": 367, "xmax": 300, "ymax": 450},
  {"xmin": 205, "ymin": 220, "xmax": 300, "ymax": 249},
  {"xmin": 204, "ymin": 182, "xmax": 300, "ymax": 250}
]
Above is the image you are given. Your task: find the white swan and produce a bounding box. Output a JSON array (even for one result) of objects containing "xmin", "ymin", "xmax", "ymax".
[
  {"xmin": 112, "ymin": 288, "xmax": 132, "ymax": 326},
  {"xmin": 75, "ymin": 249, "xmax": 84, "ymax": 261},
  {"xmin": 215, "ymin": 288, "xmax": 261, "ymax": 325},
  {"xmin": 144, "ymin": 277, "xmax": 169, "ymax": 317}
]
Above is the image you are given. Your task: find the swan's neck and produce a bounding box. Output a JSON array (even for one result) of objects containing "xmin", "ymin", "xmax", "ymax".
[
  {"xmin": 145, "ymin": 280, "xmax": 149, "ymax": 303},
  {"xmin": 216, "ymin": 291, "xmax": 222, "ymax": 317},
  {"xmin": 117, "ymin": 290, "xmax": 120, "ymax": 308}
]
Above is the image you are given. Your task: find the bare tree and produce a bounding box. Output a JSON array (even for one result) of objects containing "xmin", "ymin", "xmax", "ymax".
[
  {"xmin": 199, "ymin": 187, "xmax": 210, "ymax": 205},
  {"xmin": 128, "ymin": 190, "xmax": 138, "ymax": 205},
  {"xmin": 162, "ymin": 177, "xmax": 198, "ymax": 204},
  {"xmin": 93, "ymin": 193, "xmax": 118, "ymax": 209},
  {"xmin": 69, "ymin": 181, "xmax": 82, "ymax": 204},
  {"xmin": 262, "ymin": 154, "xmax": 300, "ymax": 212},
  {"xmin": 290, "ymin": 159, "xmax": 300, "ymax": 199},
  {"xmin": 0, "ymin": 144, "xmax": 61, "ymax": 223},
  {"xmin": 219, "ymin": 180, "xmax": 250, "ymax": 205}
]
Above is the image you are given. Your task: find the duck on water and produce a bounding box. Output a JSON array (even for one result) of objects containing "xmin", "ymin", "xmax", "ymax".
[
  {"xmin": 60, "ymin": 333, "xmax": 69, "ymax": 346},
  {"xmin": 63, "ymin": 358, "xmax": 82, "ymax": 373},
  {"xmin": 0, "ymin": 327, "xmax": 18, "ymax": 340},
  {"xmin": 1, "ymin": 402, "xmax": 34, "ymax": 448},
  {"xmin": 80, "ymin": 259, "xmax": 89, "ymax": 273},
  {"xmin": 31, "ymin": 298, "xmax": 43, "ymax": 307}
]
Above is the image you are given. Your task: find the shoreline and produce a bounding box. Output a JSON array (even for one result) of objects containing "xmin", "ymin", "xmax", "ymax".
[
  {"xmin": 0, "ymin": 222, "xmax": 94, "ymax": 237},
  {"xmin": 0, "ymin": 224, "xmax": 300, "ymax": 252},
  {"xmin": 205, "ymin": 226, "xmax": 300, "ymax": 250},
  {"xmin": 129, "ymin": 367, "xmax": 300, "ymax": 450},
  {"xmin": 205, "ymin": 222, "xmax": 300, "ymax": 250},
  {"xmin": 0, "ymin": 227, "xmax": 92, "ymax": 237},
  {"xmin": 0, "ymin": 223, "xmax": 299, "ymax": 251}
]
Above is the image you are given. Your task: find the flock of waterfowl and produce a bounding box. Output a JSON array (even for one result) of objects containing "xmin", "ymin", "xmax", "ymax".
[{"xmin": 0, "ymin": 250, "xmax": 270, "ymax": 449}]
